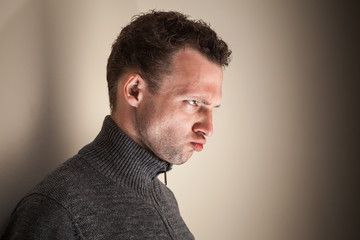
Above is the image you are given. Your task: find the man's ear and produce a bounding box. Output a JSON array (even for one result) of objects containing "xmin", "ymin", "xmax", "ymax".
[{"xmin": 122, "ymin": 73, "xmax": 146, "ymax": 108}]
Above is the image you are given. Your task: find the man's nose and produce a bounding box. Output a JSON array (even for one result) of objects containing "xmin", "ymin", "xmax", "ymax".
[{"xmin": 192, "ymin": 110, "xmax": 213, "ymax": 137}]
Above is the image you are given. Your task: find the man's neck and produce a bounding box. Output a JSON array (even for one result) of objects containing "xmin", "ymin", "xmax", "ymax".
[{"xmin": 110, "ymin": 112, "xmax": 145, "ymax": 149}]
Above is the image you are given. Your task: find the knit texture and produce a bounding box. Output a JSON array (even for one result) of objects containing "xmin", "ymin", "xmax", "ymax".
[{"xmin": 2, "ymin": 116, "xmax": 194, "ymax": 239}]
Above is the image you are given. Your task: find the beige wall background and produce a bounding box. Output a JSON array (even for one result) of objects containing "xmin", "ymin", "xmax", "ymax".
[{"xmin": 0, "ymin": 0, "xmax": 358, "ymax": 239}]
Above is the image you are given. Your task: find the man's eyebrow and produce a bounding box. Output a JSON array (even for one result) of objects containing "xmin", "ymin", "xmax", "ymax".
[{"xmin": 199, "ymin": 99, "xmax": 221, "ymax": 108}]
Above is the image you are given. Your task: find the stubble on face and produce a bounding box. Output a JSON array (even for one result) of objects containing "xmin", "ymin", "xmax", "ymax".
[{"xmin": 135, "ymin": 97, "xmax": 194, "ymax": 165}]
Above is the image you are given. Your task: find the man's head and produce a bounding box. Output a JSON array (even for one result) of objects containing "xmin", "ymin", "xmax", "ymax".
[
  {"xmin": 107, "ymin": 10, "xmax": 231, "ymax": 112},
  {"xmin": 108, "ymin": 11, "xmax": 231, "ymax": 164}
]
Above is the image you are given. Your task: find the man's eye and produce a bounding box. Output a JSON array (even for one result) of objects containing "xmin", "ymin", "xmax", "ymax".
[{"xmin": 187, "ymin": 100, "xmax": 198, "ymax": 106}]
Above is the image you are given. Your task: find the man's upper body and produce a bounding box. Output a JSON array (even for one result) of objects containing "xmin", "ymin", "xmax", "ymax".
[
  {"xmin": 2, "ymin": 10, "xmax": 231, "ymax": 239},
  {"xmin": 2, "ymin": 116, "xmax": 193, "ymax": 239}
]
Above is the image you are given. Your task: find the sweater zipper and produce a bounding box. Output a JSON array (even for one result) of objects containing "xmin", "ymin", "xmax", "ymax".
[{"xmin": 163, "ymin": 162, "xmax": 170, "ymax": 186}]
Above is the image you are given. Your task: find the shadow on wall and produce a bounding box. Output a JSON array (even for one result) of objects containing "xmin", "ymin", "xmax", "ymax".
[{"xmin": 0, "ymin": 0, "xmax": 65, "ymax": 233}]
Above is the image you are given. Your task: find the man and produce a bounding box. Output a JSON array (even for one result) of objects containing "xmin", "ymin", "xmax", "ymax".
[{"xmin": 2, "ymin": 11, "xmax": 231, "ymax": 239}]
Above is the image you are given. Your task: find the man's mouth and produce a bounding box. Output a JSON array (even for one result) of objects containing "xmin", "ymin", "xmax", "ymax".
[{"xmin": 191, "ymin": 141, "xmax": 205, "ymax": 152}]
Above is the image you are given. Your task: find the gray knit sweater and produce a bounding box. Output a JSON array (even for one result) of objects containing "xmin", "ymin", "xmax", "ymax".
[{"xmin": 2, "ymin": 116, "xmax": 194, "ymax": 239}]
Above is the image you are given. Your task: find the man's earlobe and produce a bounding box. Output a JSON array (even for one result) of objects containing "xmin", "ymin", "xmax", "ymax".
[{"xmin": 123, "ymin": 74, "xmax": 145, "ymax": 107}]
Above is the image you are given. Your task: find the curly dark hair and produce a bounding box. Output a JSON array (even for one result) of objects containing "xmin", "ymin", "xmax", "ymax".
[{"xmin": 107, "ymin": 10, "xmax": 232, "ymax": 112}]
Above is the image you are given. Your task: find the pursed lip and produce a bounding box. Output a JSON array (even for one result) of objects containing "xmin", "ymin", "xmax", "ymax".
[{"xmin": 190, "ymin": 139, "xmax": 206, "ymax": 152}]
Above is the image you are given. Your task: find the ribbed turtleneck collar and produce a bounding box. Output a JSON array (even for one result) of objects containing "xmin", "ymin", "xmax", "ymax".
[{"xmin": 78, "ymin": 116, "xmax": 172, "ymax": 193}]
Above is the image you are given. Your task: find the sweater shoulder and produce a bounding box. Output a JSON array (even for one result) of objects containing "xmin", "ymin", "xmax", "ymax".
[
  {"xmin": 30, "ymin": 155, "xmax": 95, "ymax": 201},
  {"xmin": 2, "ymin": 193, "xmax": 82, "ymax": 239}
]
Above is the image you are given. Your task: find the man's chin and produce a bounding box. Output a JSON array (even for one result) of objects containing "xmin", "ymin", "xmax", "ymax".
[
  {"xmin": 167, "ymin": 152, "xmax": 193, "ymax": 165},
  {"xmin": 171, "ymin": 159, "xmax": 188, "ymax": 165}
]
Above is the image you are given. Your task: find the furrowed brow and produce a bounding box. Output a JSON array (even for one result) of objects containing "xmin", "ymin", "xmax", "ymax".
[{"xmin": 200, "ymin": 99, "xmax": 221, "ymax": 108}]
